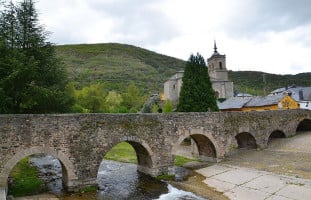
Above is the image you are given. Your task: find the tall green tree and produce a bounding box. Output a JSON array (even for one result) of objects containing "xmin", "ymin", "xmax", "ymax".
[
  {"xmin": 177, "ymin": 53, "xmax": 218, "ymax": 112},
  {"xmin": 0, "ymin": 0, "xmax": 73, "ymax": 113}
]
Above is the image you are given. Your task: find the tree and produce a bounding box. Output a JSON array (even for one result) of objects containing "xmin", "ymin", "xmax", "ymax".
[
  {"xmin": 121, "ymin": 82, "xmax": 143, "ymax": 113},
  {"xmin": 105, "ymin": 91, "xmax": 123, "ymax": 113},
  {"xmin": 177, "ymin": 53, "xmax": 218, "ymax": 112},
  {"xmin": 163, "ymin": 99, "xmax": 173, "ymax": 113},
  {"xmin": 0, "ymin": 0, "xmax": 73, "ymax": 113},
  {"xmin": 74, "ymin": 83, "xmax": 106, "ymax": 113}
]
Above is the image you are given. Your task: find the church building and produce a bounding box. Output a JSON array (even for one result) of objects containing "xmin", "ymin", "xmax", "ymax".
[{"xmin": 164, "ymin": 42, "xmax": 234, "ymax": 103}]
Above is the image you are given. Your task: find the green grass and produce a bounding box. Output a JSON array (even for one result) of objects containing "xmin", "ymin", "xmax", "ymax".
[
  {"xmin": 8, "ymin": 157, "xmax": 43, "ymax": 197},
  {"xmin": 79, "ymin": 186, "xmax": 98, "ymax": 193},
  {"xmin": 104, "ymin": 142, "xmax": 201, "ymax": 167},
  {"xmin": 104, "ymin": 142, "xmax": 138, "ymax": 163},
  {"xmin": 174, "ymin": 155, "xmax": 201, "ymax": 167}
]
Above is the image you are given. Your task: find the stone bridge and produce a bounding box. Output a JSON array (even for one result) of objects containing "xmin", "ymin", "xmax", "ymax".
[{"xmin": 0, "ymin": 109, "xmax": 311, "ymax": 198}]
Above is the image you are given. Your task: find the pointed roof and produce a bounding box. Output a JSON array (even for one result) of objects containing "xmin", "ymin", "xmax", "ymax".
[
  {"xmin": 212, "ymin": 40, "xmax": 220, "ymax": 56},
  {"xmin": 208, "ymin": 40, "xmax": 225, "ymax": 61}
]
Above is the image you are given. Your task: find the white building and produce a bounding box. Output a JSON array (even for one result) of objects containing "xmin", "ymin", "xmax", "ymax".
[{"xmin": 164, "ymin": 42, "xmax": 234, "ymax": 104}]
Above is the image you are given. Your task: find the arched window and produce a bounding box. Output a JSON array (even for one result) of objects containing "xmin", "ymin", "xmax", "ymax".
[{"xmin": 219, "ymin": 62, "xmax": 222, "ymax": 69}]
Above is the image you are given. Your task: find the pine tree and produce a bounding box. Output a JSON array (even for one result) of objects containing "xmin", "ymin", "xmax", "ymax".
[
  {"xmin": 177, "ymin": 53, "xmax": 218, "ymax": 112},
  {"xmin": 0, "ymin": 0, "xmax": 73, "ymax": 113}
]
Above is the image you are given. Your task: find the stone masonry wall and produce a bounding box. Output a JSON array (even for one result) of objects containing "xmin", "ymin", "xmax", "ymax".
[{"xmin": 0, "ymin": 109, "xmax": 310, "ymax": 193}]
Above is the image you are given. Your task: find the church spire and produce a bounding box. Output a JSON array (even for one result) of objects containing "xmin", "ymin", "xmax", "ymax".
[
  {"xmin": 212, "ymin": 40, "xmax": 219, "ymax": 56},
  {"xmin": 214, "ymin": 40, "xmax": 218, "ymax": 54}
]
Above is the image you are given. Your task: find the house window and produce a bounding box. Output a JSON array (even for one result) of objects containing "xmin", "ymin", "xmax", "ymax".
[{"xmin": 219, "ymin": 62, "xmax": 222, "ymax": 69}]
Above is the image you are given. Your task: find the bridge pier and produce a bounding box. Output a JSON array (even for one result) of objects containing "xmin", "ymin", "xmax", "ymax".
[
  {"xmin": 65, "ymin": 178, "xmax": 98, "ymax": 192},
  {"xmin": 138, "ymin": 165, "xmax": 175, "ymax": 177}
]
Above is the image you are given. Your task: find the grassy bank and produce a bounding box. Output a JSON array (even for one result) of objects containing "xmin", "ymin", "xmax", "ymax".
[
  {"xmin": 104, "ymin": 142, "xmax": 200, "ymax": 166},
  {"xmin": 104, "ymin": 142, "xmax": 138, "ymax": 163},
  {"xmin": 8, "ymin": 157, "xmax": 43, "ymax": 197}
]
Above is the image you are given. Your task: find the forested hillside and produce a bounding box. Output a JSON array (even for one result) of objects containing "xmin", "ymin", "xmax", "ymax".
[
  {"xmin": 56, "ymin": 43, "xmax": 185, "ymax": 94},
  {"xmin": 229, "ymin": 71, "xmax": 311, "ymax": 95},
  {"xmin": 56, "ymin": 43, "xmax": 311, "ymax": 95}
]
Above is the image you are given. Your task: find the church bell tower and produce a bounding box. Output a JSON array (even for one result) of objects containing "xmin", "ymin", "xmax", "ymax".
[{"xmin": 207, "ymin": 41, "xmax": 228, "ymax": 81}]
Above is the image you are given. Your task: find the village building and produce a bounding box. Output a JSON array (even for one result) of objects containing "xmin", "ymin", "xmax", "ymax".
[
  {"xmin": 218, "ymin": 93, "xmax": 300, "ymax": 111},
  {"xmin": 164, "ymin": 42, "xmax": 234, "ymax": 104},
  {"xmin": 269, "ymin": 86, "xmax": 311, "ymax": 110}
]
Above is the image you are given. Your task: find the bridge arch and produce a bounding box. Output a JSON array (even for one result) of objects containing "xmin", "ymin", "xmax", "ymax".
[
  {"xmin": 105, "ymin": 136, "xmax": 154, "ymax": 174},
  {"xmin": 174, "ymin": 130, "xmax": 221, "ymax": 162},
  {"xmin": 296, "ymin": 118, "xmax": 311, "ymax": 132},
  {"xmin": 0, "ymin": 146, "xmax": 77, "ymax": 189},
  {"xmin": 267, "ymin": 130, "xmax": 286, "ymax": 145},
  {"xmin": 235, "ymin": 132, "xmax": 257, "ymax": 149}
]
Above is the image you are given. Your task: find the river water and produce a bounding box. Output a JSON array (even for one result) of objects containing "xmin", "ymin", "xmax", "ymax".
[{"xmin": 29, "ymin": 155, "xmax": 207, "ymax": 200}]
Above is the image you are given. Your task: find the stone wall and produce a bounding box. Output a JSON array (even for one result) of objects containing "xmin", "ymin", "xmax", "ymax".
[{"xmin": 0, "ymin": 109, "xmax": 310, "ymax": 195}]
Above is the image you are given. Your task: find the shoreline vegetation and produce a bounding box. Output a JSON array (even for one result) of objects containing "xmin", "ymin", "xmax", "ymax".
[{"xmin": 8, "ymin": 157, "xmax": 43, "ymax": 197}]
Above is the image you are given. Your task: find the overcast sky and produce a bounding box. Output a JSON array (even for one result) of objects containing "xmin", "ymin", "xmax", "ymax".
[{"xmin": 35, "ymin": 0, "xmax": 311, "ymax": 75}]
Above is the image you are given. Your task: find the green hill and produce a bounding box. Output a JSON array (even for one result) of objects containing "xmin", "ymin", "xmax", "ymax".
[
  {"xmin": 229, "ymin": 71, "xmax": 311, "ymax": 95},
  {"xmin": 56, "ymin": 43, "xmax": 311, "ymax": 96},
  {"xmin": 56, "ymin": 43, "xmax": 186, "ymax": 94}
]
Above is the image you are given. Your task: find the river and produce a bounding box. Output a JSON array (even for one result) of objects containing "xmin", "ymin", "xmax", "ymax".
[{"xmin": 29, "ymin": 155, "xmax": 207, "ymax": 200}]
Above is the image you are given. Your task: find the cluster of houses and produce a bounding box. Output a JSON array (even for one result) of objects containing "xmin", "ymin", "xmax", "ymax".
[
  {"xmin": 164, "ymin": 42, "xmax": 311, "ymax": 111},
  {"xmin": 218, "ymin": 86, "xmax": 311, "ymax": 111}
]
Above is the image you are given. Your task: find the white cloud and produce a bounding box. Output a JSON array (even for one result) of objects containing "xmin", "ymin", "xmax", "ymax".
[{"xmin": 33, "ymin": 0, "xmax": 311, "ymax": 74}]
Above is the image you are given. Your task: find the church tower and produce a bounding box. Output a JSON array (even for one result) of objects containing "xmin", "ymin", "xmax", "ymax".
[
  {"xmin": 207, "ymin": 41, "xmax": 228, "ymax": 81},
  {"xmin": 164, "ymin": 41, "xmax": 234, "ymax": 102}
]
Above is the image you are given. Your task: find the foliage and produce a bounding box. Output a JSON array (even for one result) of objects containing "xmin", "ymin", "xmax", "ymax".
[
  {"xmin": 163, "ymin": 100, "xmax": 173, "ymax": 113},
  {"xmin": 104, "ymin": 142, "xmax": 137, "ymax": 163},
  {"xmin": 174, "ymin": 155, "xmax": 201, "ymax": 167},
  {"xmin": 55, "ymin": 43, "xmax": 187, "ymax": 95},
  {"xmin": 140, "ymin": 95, "xmax": 161, "ymax": 113},
  {"xmin": 152, "ymin": 103, "xmax": 160, "ymax": 113},
  {"xmin": 121, "ymin": 82, "xmax": 144, "ymax": 113},
  {"xmin": 72, "ymin": 82, "xmax": 145, "ymax": 113},
  {"xmin": 73, "ymin": 83, "xmax": 106, "ymax": 113},
  {"xmin": 0, "ymin": 0, "xmax": 73, "ymax": 113},
  {"xmin": 105, "ymin": 90, "xmax": 123, "ymax": 113},
  {"xmin": 55, "ymin": 43, "xmax": 311, "ymax": 100},
  {"xmin": 8, "ymin": 157, "xmax": 43, "ymax": 197},
  {"xmin": 79, "ymin": 186, "xmax": 97, "ymax": 193},
  {"xmin": 229, "ymin": 71, "xmax": 311, "ymax": 95},
  {"xmin": 177, "ymin": 53, "xmax": 218, "ymax": 112}
]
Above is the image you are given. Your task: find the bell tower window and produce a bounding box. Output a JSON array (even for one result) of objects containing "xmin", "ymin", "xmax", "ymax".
[{"xmin": 219, "ymin": 62, "xmax": 222, "ymax": 69}]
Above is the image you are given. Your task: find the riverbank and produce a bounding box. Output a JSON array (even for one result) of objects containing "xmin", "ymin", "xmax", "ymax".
[{"xmin": 170, "ymin": 171, "xmax": 229, "ymax": 200}]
